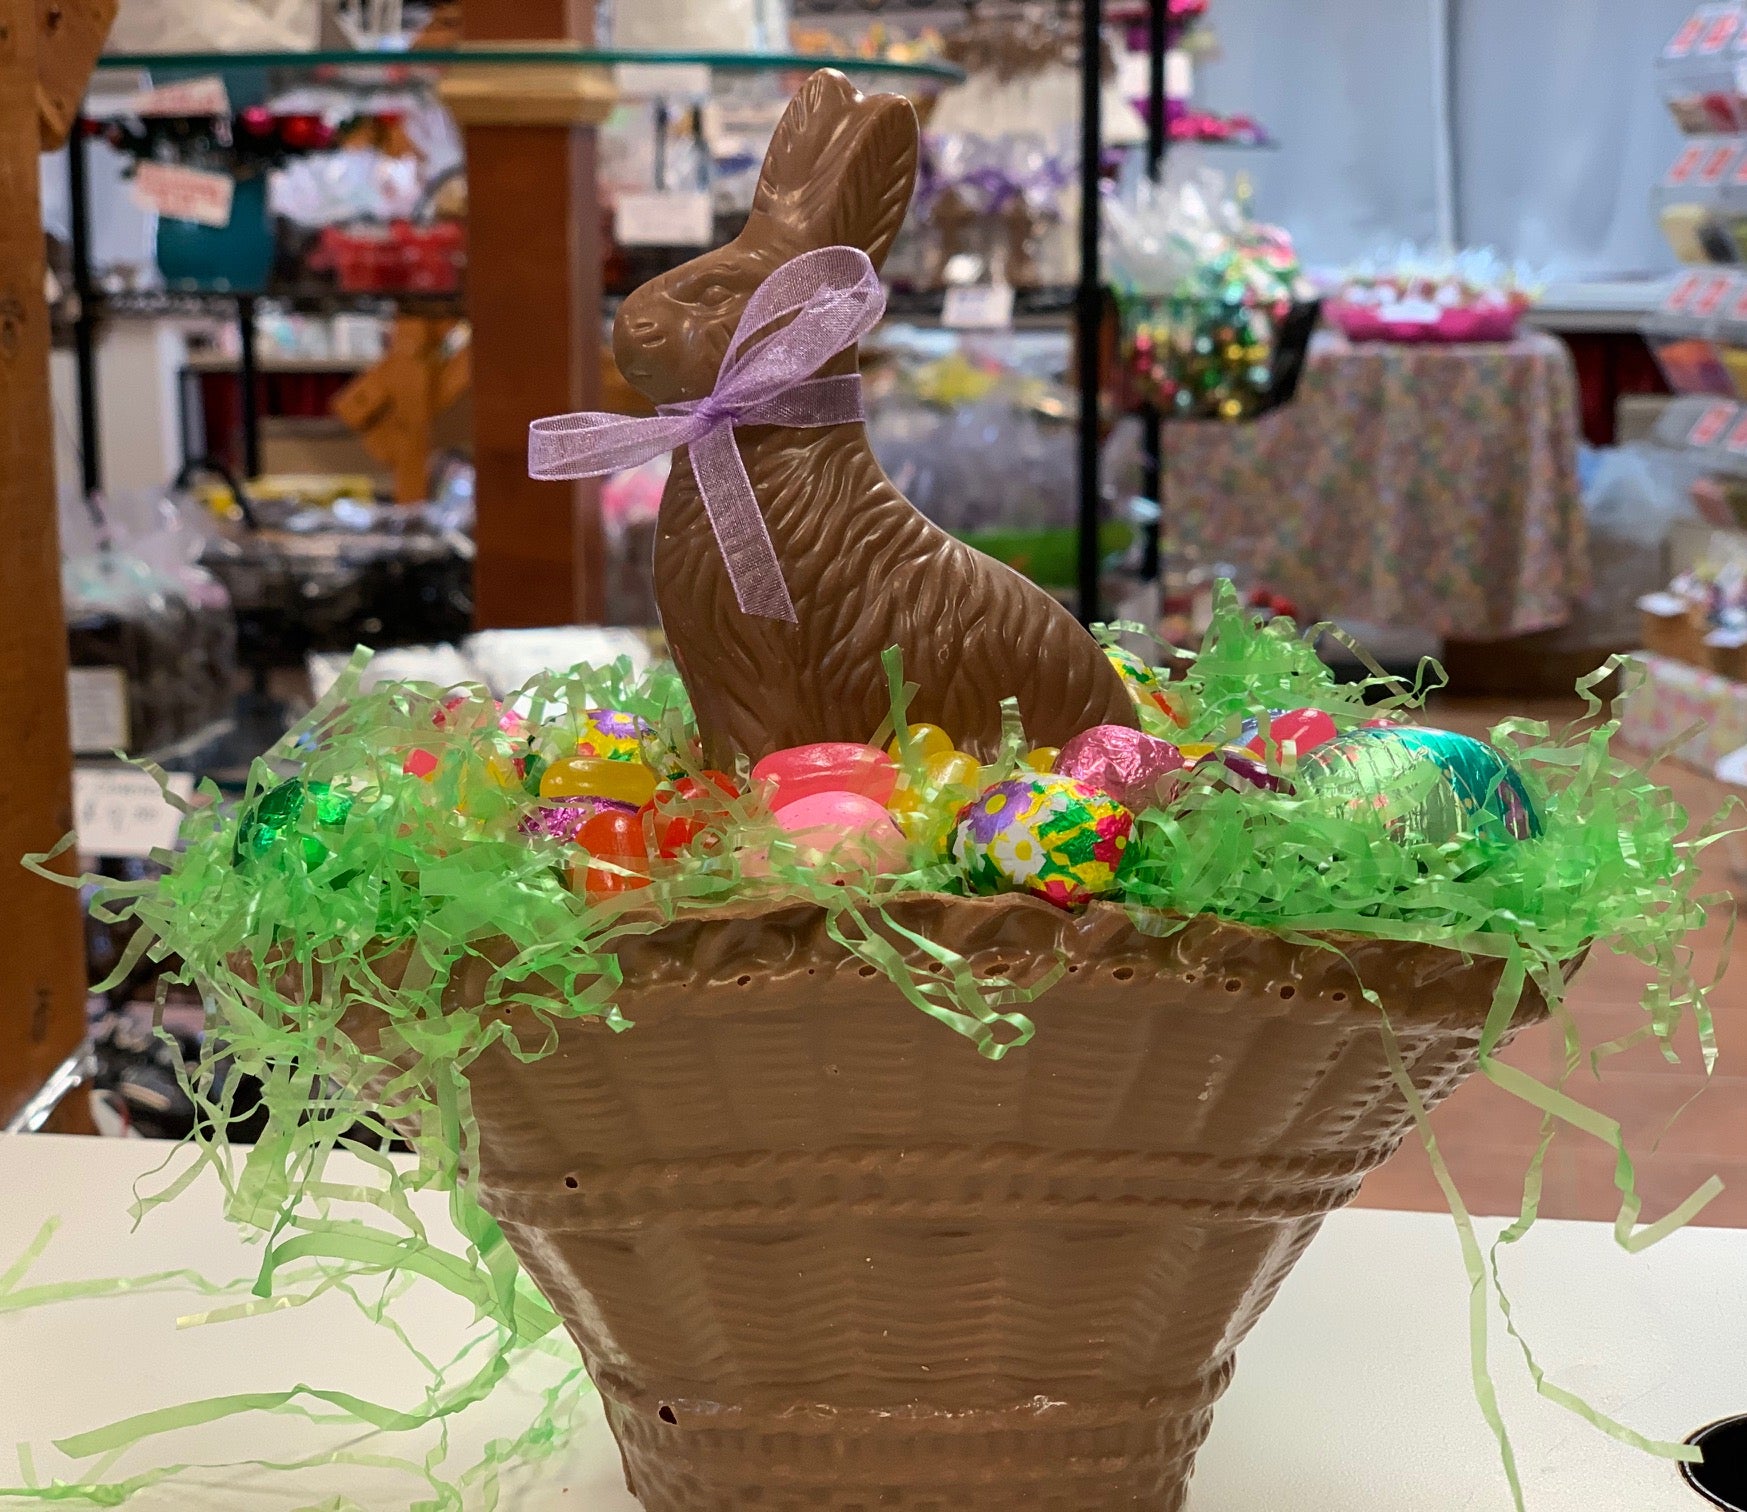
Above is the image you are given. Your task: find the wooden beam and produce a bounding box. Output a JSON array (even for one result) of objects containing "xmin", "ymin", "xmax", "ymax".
[
  {"xmin": 459, "ymin": 0, "xmax": 607, "ymax": 627},
  {"xmin": 2, "ymin": 0, "xmax": 94, "ymax": 1123},
  {"xmin": 34, "ymin": 0, "xmax": 115, "ymax": 150}
]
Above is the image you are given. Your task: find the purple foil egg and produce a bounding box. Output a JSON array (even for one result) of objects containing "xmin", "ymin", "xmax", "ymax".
[
  {"xmin": 1054, "ymin": 725, "xmax": 1189, "ymax": 813},
  {"xmin": 519, "ymin": 798, "xmax": 636, "ymax": 842},
  {"xmin": 1216, "ymin": 746, "xmax": 1295, "ymax": 794}
]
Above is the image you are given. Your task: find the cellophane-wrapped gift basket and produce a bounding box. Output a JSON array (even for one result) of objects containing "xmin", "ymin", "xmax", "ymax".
[{"xmin": 27, "ymin": 69, "xmax": 1730, "ymax": 1512}]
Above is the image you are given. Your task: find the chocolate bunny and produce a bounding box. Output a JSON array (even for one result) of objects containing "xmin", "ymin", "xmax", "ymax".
[{"xmin": 614, "ymin": 69, "xmax": 1137, "ymax": 766}]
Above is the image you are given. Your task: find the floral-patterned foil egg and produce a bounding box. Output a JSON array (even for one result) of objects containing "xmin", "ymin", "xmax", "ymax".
[
  {"xmin": 952, "ymin": 774, "xmax": 1134, "ymax": 909},
  {"xmin": 1104, "ymin": 645, "xmax": 1189, "ymax": 727},
  {"xmin": 577, "ymin": 708, "xmax": 651, "ymax": 762}
]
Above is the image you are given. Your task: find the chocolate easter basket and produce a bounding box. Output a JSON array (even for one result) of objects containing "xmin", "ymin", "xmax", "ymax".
[
  {"xmin": 436, "ymin": 901, "xmax": 1558, "ymax": 1512},
  {"xmin": 66, "ymin": 68, "xmax": 1719, "ymax": 1512}
]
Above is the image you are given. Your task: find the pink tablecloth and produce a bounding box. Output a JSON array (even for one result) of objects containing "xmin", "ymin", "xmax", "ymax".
[{"xmin": 1164, "ymin": 330, "xmax": 1588, "ymax": 641}]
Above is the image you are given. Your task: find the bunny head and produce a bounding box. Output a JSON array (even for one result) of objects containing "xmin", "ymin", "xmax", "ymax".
[{"xmin": 613, "ymin": 70, "xmax": 920, "ymax": 406}]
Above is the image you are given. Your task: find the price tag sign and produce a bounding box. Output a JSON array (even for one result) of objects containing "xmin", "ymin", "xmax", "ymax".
[
  {"xmin": 125, "ymin": 75, "xmax": 230, "ymax": 117},
  {"xmin": 67, "ymin": 668, "xmax": 129, "ymax": 753},
  {"xmin": 615, "ymin": 190, "xmax": 714, "ymax": 247},
  {"xmin": 942, "ymin": 283, "xmax": 1017, "ymax": 331},
  {"xmin": 1700, "ymin": 6, "xmax": 1742, "ymax": 53},
  {"xmin": 131, "ymin": 162, "xmax": 235, "ymax": 228},
  {"xmin": 1667, "ymin": 142, "xmax": 1709, "ymax": 185},
  {"xmin": 1689, "ymin": 400, "xmax": 1738, "ymax": 446},
  {"xmin": 1699, "ymin": 142, "xmax": 1741, "ymax": 183},
  {"xmin": 74, "ymin": 768, "xmax": 195, "ymax": 860},
  {"xmin": 1694, "ymin": 272, "xmax": 1737, "ymax": 316},
  {"xmin": 1666, "ymin": 270, "xmax": 1706, "ymax": 312},
  {"xmin": 1668, "ymin": 8, "xmax": 1710, "ymax": 57}
]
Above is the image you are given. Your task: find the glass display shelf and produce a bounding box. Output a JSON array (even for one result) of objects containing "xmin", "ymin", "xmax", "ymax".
[{"xmin": 95, "ymin": 46, "xmax": 965, "ymax": 83}]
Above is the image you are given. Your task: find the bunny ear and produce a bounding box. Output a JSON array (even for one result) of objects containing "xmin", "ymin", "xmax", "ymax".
[{"xmin": 753, "ymin": 69, "xmax": 920, "ymax": 271}]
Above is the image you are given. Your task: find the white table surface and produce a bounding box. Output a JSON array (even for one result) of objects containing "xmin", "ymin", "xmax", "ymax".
[{"xmin": 1, "ymin": 1133, "xmax": 1741, "ymax": 1511}]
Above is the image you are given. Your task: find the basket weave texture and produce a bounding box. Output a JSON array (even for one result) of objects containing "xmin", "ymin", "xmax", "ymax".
[{"xmin": 448, "ymin": 895, "xmax": 1550, "ymax": 1511}]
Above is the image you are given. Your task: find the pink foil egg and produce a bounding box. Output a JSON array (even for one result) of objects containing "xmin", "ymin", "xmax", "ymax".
[
  {"xmin": 1053, "ymin": 725, "xmax": 1189, "ymax": 813},
  {"xmin": 767, "ymin": 790, "xmax": 908, "ymax": 878},
  {"xmin": 752, "ymin": 743, "xmax": 898, "ymax": 811}
]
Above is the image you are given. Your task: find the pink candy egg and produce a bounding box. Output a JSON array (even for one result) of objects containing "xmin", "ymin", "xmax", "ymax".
[
  {"xmin": 1246, "ymin": 707, "xmax": 1338, "ymax": 758},
  {"xmin": 1054, "ymin": 725, "xmax": 1189, "ymax": 813},
  {"xmin": 752, "ymin": 743, "xmax": 898, "ymax": 811},
  {"xmin": 769, "ymin": 790, "xmax": 908, "ymax": 877}
]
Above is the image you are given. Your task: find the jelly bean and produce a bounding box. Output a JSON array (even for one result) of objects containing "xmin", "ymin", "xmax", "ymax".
[
  {"xmin": 1178, "ymin": 744, "xmax": 1218, "ymax": 763},
  {"xmin": 888, "ymin": 723, "xmax": 955, "ymax": 762},
  {"xmin": 648, "ymin": 771, "xmax": 740, "ymax": 858},
  {"xmin": 1246, "ymin": 707, "xmax": 1338, "ymax": 759},
  {"xmin": 925, "ymin": 750, "xmax": 982, "ymax": 791},
  {"xmin": 752, "ymin": 743, "xmax": 897, "ymax": 811},
  {"xmin": 1024, "ymin": 747, "xmax": 1061, "ymax": 774},
  {"xmin": 770, "ymin": 791, "xmax": 908, "ymax": 877},
  {"xmin": 403, "ymin": 748, "xmax": 439, "ymax": 780},
  {"xmin": 436, "ymin": 694, "xmax": 524, "ymax": 735},
  {"xmin": 457, "ymin": 754, "xmax": 526, "ymax": 817},
  {"xmin": 571, "ymin": 809, "xmax": 653, "ymax": 899},
  {"xmin": 541, "ymin": 756, "xmax": 658, "ymax": 806}
]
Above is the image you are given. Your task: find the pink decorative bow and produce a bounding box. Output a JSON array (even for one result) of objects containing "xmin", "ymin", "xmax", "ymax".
[{"xmin": 528, "ymin": 245, "xmax": 887, "ymax": 622}]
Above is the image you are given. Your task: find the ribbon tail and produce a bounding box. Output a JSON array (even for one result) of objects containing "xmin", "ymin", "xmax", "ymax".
[{"xmin": 688, "ymin": 428, "xmax": 798, "ymax": 623}]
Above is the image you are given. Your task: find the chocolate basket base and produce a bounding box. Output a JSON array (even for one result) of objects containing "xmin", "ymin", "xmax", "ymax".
[{"xmin": 447, "ymin": 896, "xmax": 1560, "ymax": 1512}]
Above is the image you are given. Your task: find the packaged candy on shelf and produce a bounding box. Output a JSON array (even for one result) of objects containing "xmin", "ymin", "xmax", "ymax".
[
  {"xmin": 1644, "ymin": 268, "xmax": 1740, "ymax": 396},
  {"xmin": 1652, "ymin": 138, "xmax": 1745, "ymax": 265},
  {"xmin": 1105, "ymin": 165, "xmax": 1317, "ymax": 420},
  {"xmin": 1324, "ymin": 243, "xmax": 1542, "ymax": 345},
  {"xmin": 1657, "ymin": 3, "xmax": 1747, "ymax": 134}
]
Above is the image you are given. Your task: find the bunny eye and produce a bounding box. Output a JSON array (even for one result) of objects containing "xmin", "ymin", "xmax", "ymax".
[{"xmin": 697, "ymin": 280, "xmax": 735, "ymax": 306}]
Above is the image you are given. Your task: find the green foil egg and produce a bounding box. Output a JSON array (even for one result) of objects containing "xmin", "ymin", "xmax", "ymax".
[{"xmin": 1296, "ymin": 728, "xmax": 1540, "ymax": 847}]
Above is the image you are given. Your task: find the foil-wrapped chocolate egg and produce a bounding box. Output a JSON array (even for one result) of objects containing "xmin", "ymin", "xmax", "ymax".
[
  {"xmin": 952, "ymin": 774, "xmax": 1133, "ymax": 909},
  {"xmin": 1054, "ymin": 725, "xmax": 1189, "ymax": 813},
  {"xmin": 1297, "ymin": 727, "xmax": 1540, "ymax": 847}
]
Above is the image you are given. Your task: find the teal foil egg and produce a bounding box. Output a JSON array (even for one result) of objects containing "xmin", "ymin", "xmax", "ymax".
[{"xmin": 1296, "ymin": 728, "xmax": 1540, "ymax": 847}]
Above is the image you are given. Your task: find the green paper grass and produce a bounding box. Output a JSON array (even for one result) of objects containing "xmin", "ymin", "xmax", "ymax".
[{"xmin": 11, "ymin": 590, "xmax": 1733, "ymax": 1512}]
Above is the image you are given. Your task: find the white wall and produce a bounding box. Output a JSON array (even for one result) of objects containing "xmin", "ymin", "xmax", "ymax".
[{"xmin": 1197, "ymin": 0, "xmax": 1697, "ymax": 276}]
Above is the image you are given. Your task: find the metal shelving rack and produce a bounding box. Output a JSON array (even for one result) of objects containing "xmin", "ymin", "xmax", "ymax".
[{"xmin": 65, "ymin": 43, "xmax": 964, "ymax": 506}]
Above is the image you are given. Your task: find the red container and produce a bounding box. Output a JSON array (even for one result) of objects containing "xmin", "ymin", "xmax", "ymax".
[{"xmin": 323, "ymin": 221, "xmax": 466, "ymax": 295}]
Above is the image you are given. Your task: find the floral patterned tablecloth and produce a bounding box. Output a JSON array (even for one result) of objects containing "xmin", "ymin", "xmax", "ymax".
[{"xmin": 1163, "ymin": 330, "xmax": 1588, "ymax": 641}]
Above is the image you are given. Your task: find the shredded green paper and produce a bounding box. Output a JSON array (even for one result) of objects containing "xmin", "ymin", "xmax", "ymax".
[{"xmin": 8, "ymin": 586, "xmax": 1734, "ymax": 1510}]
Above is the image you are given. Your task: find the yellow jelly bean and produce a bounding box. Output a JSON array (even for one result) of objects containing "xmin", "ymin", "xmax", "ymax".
[
  {"xmin": 1178, "ymin": 743, "xmax": 1217, "ymax": 763},
  {"xmin": 540, "ymin": 756, "xmax": 657, "ymax": 806},
  {"xmin": 1024, "ymin": 747, "xmax": 1060, "ymax": 774},
  {"xmin": 925, "ymin": 751, "xmax": 981, "ymax": 791},
  {"xmin": 889, "ymin": 723, "xmax": 955, "ymax": 762},
  {"xmin": 456, "ymin": 755, "xmax": 524, "ymax": 817}
]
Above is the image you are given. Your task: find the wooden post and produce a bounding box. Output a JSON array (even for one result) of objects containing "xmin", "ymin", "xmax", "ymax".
[
  {"xmin": 448, "ymin": 0, "xmax": 613, "ymax": 626},
  {"xmin": 0, "ymin": 0, "xmax": 109, "ymax": 1125}
]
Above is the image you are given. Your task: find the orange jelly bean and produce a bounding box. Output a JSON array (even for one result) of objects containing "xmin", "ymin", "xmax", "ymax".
[{"xmin": 571, "ymin": 809, "xmax": 653, "ymax": 899}]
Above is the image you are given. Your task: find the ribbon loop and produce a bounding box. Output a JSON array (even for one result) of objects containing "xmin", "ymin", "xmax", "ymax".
[{"xmin": 527, "ymin": 245, "xmax": 886, "ymax": 623}]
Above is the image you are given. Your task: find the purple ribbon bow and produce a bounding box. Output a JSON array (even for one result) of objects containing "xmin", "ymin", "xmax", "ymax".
[{"xmin": 528, "ymin": 245, "xmax": 887, "ymax": 622}]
